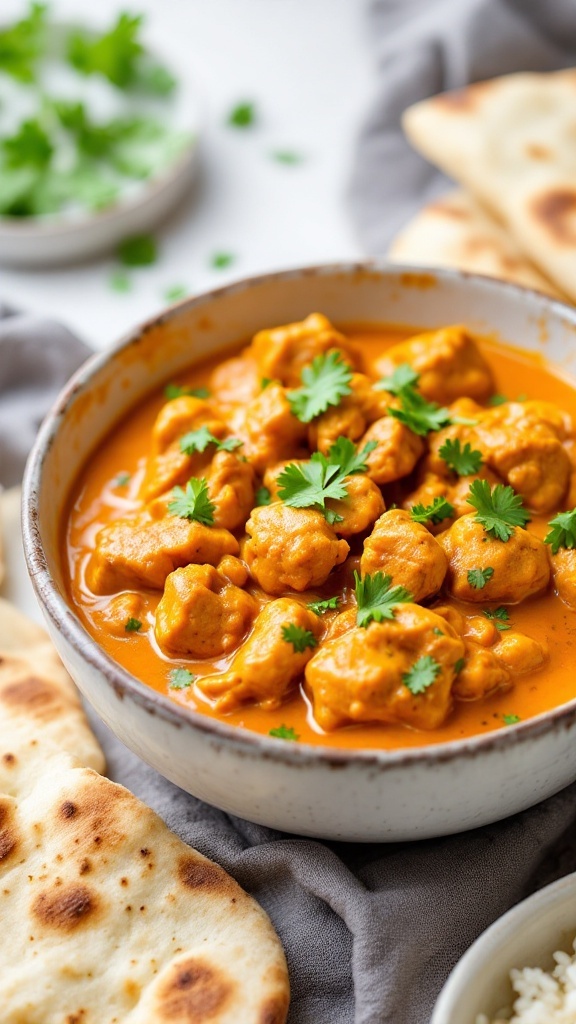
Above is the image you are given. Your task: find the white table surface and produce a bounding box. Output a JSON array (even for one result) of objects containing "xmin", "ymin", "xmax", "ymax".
[{"xmin": 1, "ymin": 0, "xmax": 374, "ymax": 350}]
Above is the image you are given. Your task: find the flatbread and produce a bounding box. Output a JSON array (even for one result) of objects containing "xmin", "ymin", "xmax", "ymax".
[
  {"xmin": 402, "ymin": 69, "xmax": 576, "ymax": 302},
  {"xmin": 0, "ymin": 732, "xmax": 290, "ymax": 1024},
  {"xmin": 389, "ymin": 189, "xmax": 562, "ymax": 297}
]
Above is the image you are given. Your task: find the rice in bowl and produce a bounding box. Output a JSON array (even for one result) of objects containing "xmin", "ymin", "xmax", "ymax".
[{"xmin": 478, "ymin": 937, "xmax": 576, "ymax": 1024}]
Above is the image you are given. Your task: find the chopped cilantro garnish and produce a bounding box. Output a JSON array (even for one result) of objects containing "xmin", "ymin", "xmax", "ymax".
[
  {"xmin": 169, "ymin": 668, "xmax": 195, "ymax": 690},
  {"xmin": 410, "ymin": 497, "xmax": 455, "ymax": 526},
  {"xmin": 114, "ymin": 472, "xmax": 131, "ymax": 487},
  {"xmin": 483, "ymin": 607, "xmax": 511, "ymax": 631},
  {"xmin": 439, "ymin": 438, "xmax": 483, "ymax": 476},
  {"xmin": 168, "ymin": 478, "xmax": 215, "ymax": 525},
  {"xmin": 179, "ymin": 426, "xmax": 242, "ymax": 455},
  {"xmin": 454, "ymin": 657, "xmax": 466, "ymax": 674},
  {"xmin": 271, "ymin": 150, "xmax": 303, "ymax": 164},
  {"xmin": 118, "ymin": 234, "xmax": 157, "ymax": 266},
  {"xmin": 488, "ymin": 393, "xmax": 507, "ymax": 406},
  {"xmin": 281, "ymin": 624, "xmax": 318, "ymax": 653},
  {"xmin": 502, "ymin": 714, "xmax": 521, "ymax": 725},
  {"xmin": 164, "ymin": 284, "xmax": 188, "ymax": 302},
  {"xmin": 0, "ymin": 2, "xmax": 47, "ymax": 82},
  {"xmin": 544, "ymin": 508, "xmax": 576, "ymax": 555},
  {"xmin": 3, "ymin": 118, "xmax": 53, "ymax": 169},
  {"xmin": 164, "ymin": 383, "xmax": 210, "ymax": 400},
  {"xmin": 125, "ymin": 617, "xmax": 142, "ymax": 633},
  {"xmin": 260, "ymin": 377, "xmax": 273, "ymax": 390},
  {"xmin": 389, "ymin": 387, "xmax": 452, "ymax": 436},
  {"xmin": 326, "ymin": 436, "xmax": 377, "ymax": 476},
  {"xmin": 354, "ymin": 571, "xmax": 413, "ymax": 628},
  {"xmin": 467, "ymin": 567, "xmax": 494, "ymax": 589},
  {"xmin": 269, "ymin": 724, "xmax": 299, "ymax": 741},
  {"xmin": 467, "ymin": 479, "xmax": 530, "ymax": 541},
  {"xmin": 433, "ymin": 627, "xmax": 444, "ymax": 636},
  {"xmin": 308, "ymin": 596, "xmax": 340, "ymax": 615},
  {"xmin": 67, "ymin": 12, "xmax": 175, "ymax": 94},
  {"xmin": 375, "ymin": 362, "xmax": 419, "ymax": 394},
  {"xmin": 255, "ymin": 486, "xmax": 272, "ymax": 506},
  {"xmin": 210, "ymin": 252, "xmax": 235, "ymax": 269},
  {"xmin": 287, "ymin": 352, "xmax": 353, "ymax": 423},
  {"xmin": 277, "ymin": 438, "xmax": 375, "ymax": 525},
  {"xmin": 109, "ymin": 269, "xmax": 131, "ymax": 293},
  {"xmin": 227, "ymin": 102, "xmax": 256, "ymax": 127},
  {"xmin": 402, "ymin": 655, "xmax": 441, "ymax": 695}
]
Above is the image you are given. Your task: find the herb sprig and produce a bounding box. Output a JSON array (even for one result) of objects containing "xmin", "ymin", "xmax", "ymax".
[
  {"xmin": 168, "ymin": 478, "xmax": 215, "ymax": 525},
  {"xmin": 439, "ymin": 438, "xmax": 483, "ymax": 476},
  {"xmin": 287, "ymin": 352, "xmax": 353, "ymax": 423},
  {"xmin": 544, "ymin": 508, "xmax": 576, "ymax": 555},
  {"xmin": 277, "ymin": 437, "xmax": 375, "ymax": 524},
  {"xmin": 308, "ymin": 596, "xmax": 340, "ymax": 615},
  {"xmin": 467, "ymin": 480, "xmax": 530, "ymax": 541},
  {"xmin": 179, "ymin": 426, "xmax": 242, "ymax": 455},
  {"xmin": 410, "ymin": 497, "xmax": 455, "ymax": 526},
  {"xmin": 354, "ymin": 571, "xmax": 413, "ymax": 628},
  {"xmin": 281, "ymin": 624, "xmax": 318, "ymax": 653},
  {"xmin": 483, "ymin": 607, "xmax": 511, "ymax": 631},
  {"xmin": 467, "ymin": 567, "xmax": 494, "ymax": 590},
  {"xmin": 402, "ymin": 655, "xmax": 441, "ymax": 695},
  {"xmin": 269, "ymin": 724, "xmax": 299, "ymax": 741}
]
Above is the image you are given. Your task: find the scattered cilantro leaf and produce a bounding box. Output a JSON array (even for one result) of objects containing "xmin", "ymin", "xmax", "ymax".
[
  {"xmin": 326, "ymin": 436, "xmax": 377, "ymax": 476},
  {"xmin": 454, "ymin": 658, "xmax": 466, "ymax": 674},
  {"xmin": 467, "ymin": 567, "xmax": 494, "ymax": 590},
  {"xmin": 375, "ymin": 362, "xmax": 419, "ymax": 394},
  {"xmin": 402, "ymin": 655, "xmax": 441, "ymax": 695},
  {"xmin": 227, "ymin": 102, "xmax": 256, "ymax": 127},
  {"xmin": 287, "ymin": 352, "xmax": 353, "ymax": 423},
  {"xmin": 163, "ymin": 284, "xmax": 188, "ymax": 302},
  {"xmin": 354, "ymin": 571, "xmax": 413, "ymax": 628},
  {"xmin": 0, "ymin": 2, "xmax": 47, "ymax": 82},
  {"xmin": 109, "ymin": 269, "xmax": 131, "ymax": 293},
  {"xmin": 410, "ymin": 497, "xmax": 455, "ymax": 526},
  {"xmin": 467, "ymin": 479, "xmax": 530, "ymax": 541},
  {"xmin": 255, "ymin": 486, "xmax": 272, "ymax": 506},
  {"xmin": 433, "ymin": 627, "xmax": 444, "ymax": 636},
  {"xmin": 125, "ymin": 617, "xmax": 142, "ymax": 632},
  {"xmin": 544, "ymin": 508, "xmax": 576, "ymax": 555},
  {"xmin": 488, "ymin": 393, "xmax": 507, "ymax": 406},
  {"xmin": 114, "ymin": 471, "xmax": 131, "ymax": 487},
  {"xmin": 67, "ymin": 12, "xmax": 175, "ymax": 94},
  {"xmin": 277, "ymin": 457, "xmax": 348, "ymax": 524},
  {"xmin": 169, "ymin": 668, "xmax": 195, "ymax": 689},
  {"xmin": 179, "ymin": 427, "xmax": 242, "ymax": 455},
  {"xmin": 503, "ymin": 714, "xmax": 521, "ymax": 725},
  {"xmin": 211, "ymin": 251, "xmax": 235, "ymax": 269},
  {"xmin": 483, "ymin": 607, "xmax": 511, "ymax": 631},
  {"xmin": 281, "ymin": 624, "xmax": 318, "ymax": 653},
  {"xmin": 118, "ymin": 234, "xmax": 157, "ymax": 266},
  {"xmin": 439, "ymin": 438, "xmax": 483, "ymax": 476},
  {"xmin": 168, "ymin": 478, "xmax": 215, "ymax": 525},
  {"xmin": 271, "ymin": 150, "xmax": 303, "ymax": 164},
  {"xmin": 308, "ymin": 596, "xmax": 340, "ymax": 615},
  {"xmin": 269, "ymin": 724, "xmax": 299, "ymax": 741},
  {"xmin": 260, "ymin": 377, "xmax": 273, "ymax": 390},
  {"xmin": 389, "ymin": 386, "xmax": 452, "ymax": 436},
  {"xmin": 164, "ymin": 383, "xmax": 210, "ymax": 400},
  {"xmin": 3, "ymin": 118, "xmax": 53, "ymax": 169}
]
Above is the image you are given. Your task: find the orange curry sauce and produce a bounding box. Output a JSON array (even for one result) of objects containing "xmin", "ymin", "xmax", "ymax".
[{"xmin": 64, "ymin": 325, "xmax": 576, "ymax": 751}]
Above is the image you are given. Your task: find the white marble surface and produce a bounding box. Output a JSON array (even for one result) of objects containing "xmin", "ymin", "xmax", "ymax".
[{"xmin": 1, "ymin": 0, "xmax": 373, "ymax": 349}]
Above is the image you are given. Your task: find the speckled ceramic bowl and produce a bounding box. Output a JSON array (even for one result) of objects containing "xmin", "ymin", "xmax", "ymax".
[{"xmin": 21, "ymin": 263, "xmax": 576, "ymax": 841}]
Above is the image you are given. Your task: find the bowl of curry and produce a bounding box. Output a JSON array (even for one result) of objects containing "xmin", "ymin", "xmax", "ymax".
[{"xmin": 22, "ymin": 263, "xmax": 576, "ymax": 841}]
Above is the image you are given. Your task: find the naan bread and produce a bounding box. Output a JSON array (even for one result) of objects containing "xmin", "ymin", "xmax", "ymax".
[
  {"xmin": 0, "ymin": 597, "xmax": 105, "ymax": 773},
  {"xmin": 0, "ymin": 732, "xmax": 290, "ymax": 1024},
  {"xmin": 402, "ymin": 69, "xmax": 576, "ymax": 302},
  {"xmin": 389, "ymin": 189, "xmax": 561, "ymax": 297}
]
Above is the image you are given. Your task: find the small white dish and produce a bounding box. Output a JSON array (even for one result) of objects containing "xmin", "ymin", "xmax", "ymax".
[{"xmin": 432, "ymin": 872, "xmax": 576, "ymax": 1024}]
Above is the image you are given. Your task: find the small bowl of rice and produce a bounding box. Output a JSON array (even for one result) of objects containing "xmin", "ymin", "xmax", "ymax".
[{"xmin": 432, "ymin": 871, "xmax": 576, "ymax": 1024}]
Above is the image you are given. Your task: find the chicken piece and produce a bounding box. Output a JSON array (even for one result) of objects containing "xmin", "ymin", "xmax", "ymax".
[
  {"xmin": 492, "ymin": 631, "xmax": 548, "ymax": 675},
  {"xmin": 197, "ymin": 598, "xmax": 322, "ymax": 711},
  {"xmin": 326, "ymin": 474, "xmax": 386, "ymax": 538},
  {"xmin": 473, "ymin": 401, "xmax": 572, "ymax": 513},
  {"xmin": 155, "ymin": 564, "xmax": 258, "ymax": 658},
  {"xmin": 452, "ymin": 641, "xmax": 511, "ymax": 700},
  {"xmin": 461, "ymin": 614, "xmax": 498, "ymax": 647},
  {"xmin": 374, "ymin": 325, "xmax": 494, "ymax": 404},
  {"xmin": 550, "ymin": 547, "xmax": 576, "ymax": 609},
  {"xmin": 358, "ymin": 416, "xmax": 424, "ymax": 485},
  {"xmin": 305, "ymin": 604, "xmax": 465, "ymax": 731},
  {"xmin": 209, "ymin": 355, "xmax": 261, "ymax": 406},
  {"xmin": 249, "ymin": 313, "xmax": 357, "ymax": 387},
  {"xmin": 430, "ymin": 603, "xmax": 465, "ymax": 635},
  {"xmin": 324, "ymin": 608, "xmax": 357, "ymax": 641},
  {"xmin": 308, "ymin": 373, "xmax": 389, "ymax": 454},
  {"xmin": 243, "ymin": 504, "xmax": 349, "ymax": 595},
  {"xmin": 360, "ymin": 509, "xmax": 448, "ymax": 602},
  {"xmin": 140, "ymin": 396, "xmax": 229, "ymax": 501},
  {"xmin": 437, "ymin": 514, "xmax": 550, "ymax": 604},
  {"xmin": 86, "ymin": 507, "xmax": 238, "ymax": 593},
  {"xmin": 206, "ymin": 450, "xmax": 255, "ymax": 531},
  {"xmin": 96, "ymin": 593, "xmax": 149, "ymax": 638},
  {"xmin": 230, "ymin": 383, "xmax": 308, "ymax": 473},
  {"xmin": 217, "ymin": 555, "xmax": 249, "ymax": 587}
]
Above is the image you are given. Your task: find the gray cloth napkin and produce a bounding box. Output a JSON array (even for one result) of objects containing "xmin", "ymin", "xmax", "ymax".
[
  {"xmin": 350, "ymin": 0, "xmax": 576, "ymax": 254},
  {"xmin": 4, "ymin": 310, "xmax": 576, "ymax": 1024}
]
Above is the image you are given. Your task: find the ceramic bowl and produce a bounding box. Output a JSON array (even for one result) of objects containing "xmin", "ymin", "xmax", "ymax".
[
  {"xmin": 432, "ymin": 871, "xmax": 576, "ymax": 1023},
  {"xmin": 21, "ymin": 263, "xmax": 576, "ymax": 842}
]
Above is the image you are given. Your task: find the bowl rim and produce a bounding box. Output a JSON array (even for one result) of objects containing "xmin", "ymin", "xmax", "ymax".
[
  {"xmin": 431, "ymin": 869, "xmax": 576, "ymax": 1022},
  {"xmin": 21, "ymin": 259, "xmax": 576, "ymax": 769}
]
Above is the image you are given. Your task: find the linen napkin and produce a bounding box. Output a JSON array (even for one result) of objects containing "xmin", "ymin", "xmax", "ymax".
[{"xmin": 4, "ymin": 306, "xmax": 576, "ymax": 1024}]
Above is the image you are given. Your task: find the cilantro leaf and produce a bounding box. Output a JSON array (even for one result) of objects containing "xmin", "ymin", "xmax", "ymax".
[
  {"xmin": 168, "ymin": 478, "xmax": 215, "ymax": 525},
  {"xmin": 255, "ymin": 486, "xmax": 272, "ymax": 506},
  {"xmin": 179, "ymin": 427, "xmax": 242, "ymax": 455},
  {"xmin": 389, "ymin": 387, "xmax": 452, "ymax": 436},
  {"xmin": 544, "ymin": 508, "xmax": 576, "ymax": 555},
  {"xmin": 467, "ymin": 567, "xmax": 494, "ymax": 589},
  {"xmin": 227, "ymin": 102, "xmax": 256, "ymax": 127},
  {"xmin": 502, "ymin": 714, "xmax": 521, "ymax": 725},
  {"xmin": 125, "ymin": 617, "xmax": 142, "ymax": 632},
  {"xmin": 269, "ymin": 724, "xmax": 299, "ymax": 741},
  {"xmin": 308, "ymin": 596, "xmax": 340, "ymax": 615},
  {"xmin": 439, "ymin": 438, "xmax": 483, "ymax": 476},
  {"xmin": 467, "ymin": 479, "xmax": 530, "ymax": 541},
  {"xmin": 281, "ymin": 624, "xmax": 318, "ymax": 653},
  {"xmin": 410, "ymin": 497, "xmax": 455, "ymax": 526},
  {"xmin": 67, "ymin": 12, "xmax": 175, "ymax": 94},
  {"xmin": 402, "ymin": 655, "xmax": 441, "ymax": 695},
  {"xmin": 114, "ymin": 472, "xmax": 130, "ymax": 487},
  {"xmin": 118, "ymin": 234, "xmax": 157, "ymax": 266},
  {"xmin": 354, "ymin": 571, "xmax": 413, "ymax": 628},
  {"xmin": 164, "ymin": 284, "xmax": 188, "ymax": 302},
  {"xmin": 165, "ymin": 383, "xmax": 210, "ymax": 400},
  {"xmin": 110, "ymin": 269, "xmax": 131, "ymax": 293},
  {"xmin": 483, "ymin": 607, "xmax": 511, "ymax": 631},
  {"xmin": 0, "ymin": 2, "xmax": 47, "ymax": 82},
  {"xmin": 211, "ymin": 252, "xmax": 235, "ymax": 269},
  {"xmin": 3, "ymin": 118, "xmax": 53, "ymax": 169},
  {"xmin": 488, "ymin": 393, "xmax": 507, "ymax": 406},
  {"xmin": 375, "ymin": 362, "xmax": 419, "ymax": 394},
  {"xmin": 326, "ymin": 436, "xmax": 377, "ymax": 476},
  {"xmin": 169, "ymin": 668, "xmax": 195, "ymax": 690},
  {"xmin": 287, "ymin": 351, "xmax": 353, "ymax": 423},
  {"xmin": 271, "ymin": 150, "xmax": 303, "ymax": 164},
  {"xmin": 454, "ymin": 657, "xmax": 466, "ymax": 674},
  {"xmin": 277, "ymin": 457, "xmax": 347, "ymax": 524}
]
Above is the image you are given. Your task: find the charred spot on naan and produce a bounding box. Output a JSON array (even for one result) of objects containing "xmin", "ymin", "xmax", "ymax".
[
  {"xmin": 0, "ymin": 672, "xmax": 65, "ymax": 718},
  {"xmin": 53, "ymin": 771, "xmax": 136, "ymax": 855},
  {"xmin": 154, "ymin": 956, "xmax": 235, "ymax": 1021},
  {"xmin": 32, "ymin": 883, "xmax": 99, "ymax": 932},
  {"xmin": 178, "ymin": 855, "xmax": 238, "ymax": 897},
  {"xmin": 530, "ymin": 187, "xmax": 576, "ymax": 244},
  {"xmin": 0, "ymin": 798, "xmax": 18, "ymax": 864},
  {"xmin": 434, "ymin": 79, "xmax": 493, "ymax": 111}
]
